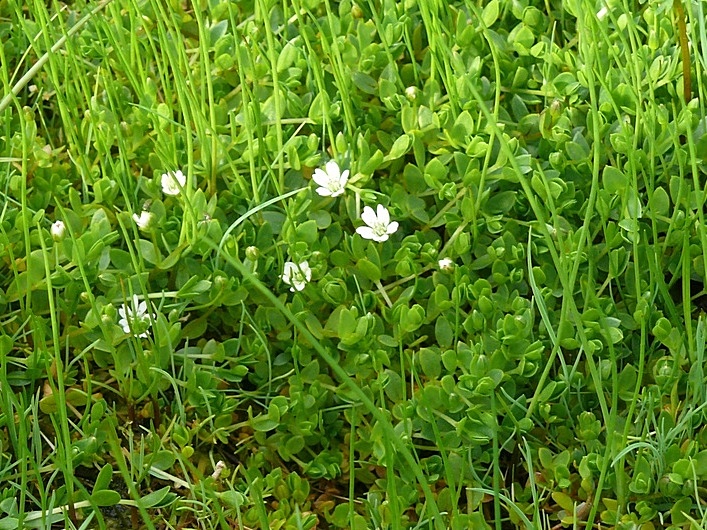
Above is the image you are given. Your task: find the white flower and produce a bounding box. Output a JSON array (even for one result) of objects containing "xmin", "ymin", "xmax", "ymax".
[
  {"xmin": 132, "ymin": 211, "xmax": 154, "ymax": 231},
  {"xmin": 281, "ymin": 261, "xmax": 312, "ymax": 292},
  {"xmin": 312, "ymin": 160, "xmax": 349, "ymax": 197},
  {"xmin": 405, "ymin": 86, "xmax": 418, "ymax": 101},
  {"xmin": 356, "ymin": 204, "xmax": 399, "ymax": 242},
  {"xmin": 118, "ymin": 295, "xmax": 153, "ymax": 338},
  {"xmin": 161, "ymin": 170, "xmax": 186, "ymax": 196},
  {"xmin": 438, "ymin": 258, "xmax": 454, "ymax": 272},
  {"xmin": 51, "ymin": 220, "xmax": 66, "ymax": 241}
]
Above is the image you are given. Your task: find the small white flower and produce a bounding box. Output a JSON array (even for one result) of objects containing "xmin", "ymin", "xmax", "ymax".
[
  {"xmin": 132, "ymin": 211, "xmax": 154, "ymax": 231},
  {"xmin": 118, "ymin": 294, "xmax": 153, "ymax": 338},
  {"xmin": 438, "ymin": 258, "xmax": 454, "ymax": 271},
  {"xmin": 596, "ymin": 5, "xmax": 609, "ymax": 20},
  {"xmin": 281, "ymin": 261, "xmax": 312, "ymax": 292},
  {"xmin": 161, "ymin": 170, "xmax": 186, "ymax": 196},
  {"xmin": 405, "ymin": 86, "xmax": 418, "ymax": 101},
  {"xmin": 51, "ymin": 220, "xmax": 66, "ymax": 241},
  {"xmin": 356, "ymin": 204, "xmax": 399, "ymax": 242},
  {"xmin": 312, "ymin": 160, "xmax": 349, "ymax": 197}
]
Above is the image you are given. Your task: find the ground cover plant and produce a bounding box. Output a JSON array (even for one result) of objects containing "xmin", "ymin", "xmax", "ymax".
[{"xmin": 1, "ymin": 0, "xmax": 707, "ymax": 528}]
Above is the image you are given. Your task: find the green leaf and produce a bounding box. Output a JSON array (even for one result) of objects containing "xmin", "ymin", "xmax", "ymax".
[
  {"xmin": 91, "ymin": 489, "xmax": 121, "ymax": 507},
  {"xmin": 650, "ymin": 186, "xmax": 670, "ymax": 216},
  {"xmin": 177, "ymin": 276, "xmax": 212, "ymax": 298},
  {"xmin": 419, "ymin": 348, "xmax": 441, "ymax": 379},
  {"xmin": 538, "ymin": 447, "xmax": 553, "ymax": 469},
  {"xmin": 356, "ymin": 258, "xmax": 381, "ymax": 282},
  {"xmin": 285, "ymin": 435, "xmax": 305, "ymax": 456},
  {"xmin": 92, "ymin": 464, "xmax": 113, "ymax": 493},
  {"xmin": 295, "ymin": 219, "xmax": 318, "ymax": 245},
  {"xmin": 220, "ymin": 491, "xmax": 246, "ymax": 509},
  {"xmin": 425, "ymin": 157, "xmax": 448, "ymax": 181},
  {"xmin": 401, "ymin": 105, "xmax": 417, "ymax": 133},
  {"xmin": 435, "ymin": 316, "xmax": 454, "ymax": 348},
  {"xmin": 137, "ymin": 239, "xmax": 162, "ymax": 265},
  {"xmin": 209, "ymin": 20, "xmax": 228, "ymax": 44},
  {"xmin": 0, "ymin": 517, "xmax": 18, "ymax": 530},
  {"xmin": 603, "ymin": 166, "xmax": 628, "ymax": 193},
  {"xmin": 150, "ymin": 450, "xmax": 176, "ymax": 471},
  {"xmin": 157, "ymin": 244, "xmax": 186, "ymax": 270},
  {"xmin": 138, "ymin": 486, "xmax": 174, "ymax": 509},
  {"xmin": 400, "ymin": 304, "xmax": 426, "ymax": 333},
  {"xmin": 39, "ymin": 388, "xmax": 89, "ymax": 414},
  {"xmin": 481, "ymin": 0, "xmax": 499, "ymax": 26},
  {"xmin": 251, "ymin": 414, "xmax": 280, "ymax": 432},
  {"xmin": 551, "ymin": 491, "xmax": 575, "ymax": 512},
  {"xmin": 352, "ymin": 72, "xmax": 377, "ymax": 94},
  {"xmin": 670, "ymin": 497, "xmax": 692, "ymax": 524},
  {"xmin": 565, "ymin": 141, "xmax": 588, "ymax": 161},
  {"xmin": 277, "ymin": 40, "xmax": 298, "ymax": 72},
  {"xmin": 360, "ymin": 149, "xmax": 384, "ymax": 175},
  {"xmin": 0, "ymin": 335, "xmax": 12, "ymax": 357},
  {"xmin": 181, "ymin": 316, "xmax": 208, "ymax": 340},
  {"xmin": 385, "ymin": 134, "xmax": 411, "ymax": 161},
  {"xmin": 694, "ymin": 450, "xmax": 707, "ymax": 478},
  {"xmin": 449, "ymin": 110, "xmax": 474, "ymax": 142}
]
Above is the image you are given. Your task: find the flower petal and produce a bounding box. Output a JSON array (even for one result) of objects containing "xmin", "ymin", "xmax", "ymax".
[
  {"xmin": 174, "ymin": 170, "xmax": 186, "ymax": 187},
  {"xmin": 300, "ymin": 261, "xmax": 312, "ymax": 281},
  {"xmin": 325, "ymin": 160, "xmax": 341, "ymax": 179},
  {"xmin": 339, "ymin": 169, "xmax": 349, "ymax": 186},
  {"xmin": 161, "ymin": 170, "xmax": 186, "ymax": 195},
  {"xmin": 315, "ymin": 186, "xmax": 334, "ymax": 197},
  {"xmin": 311, "ymin": 168, "xmax": 329, "ymax": 187},
  {"xmin": 356, "ymin": 226, "xmax": 376, "ymax": 240},
  {"xmin": 386, "ymin": 221, "xmax": 399, "ymax": 235},
  {"xmin": 376, "ymin": 204, "xmax": 390, "ymax": 225},
  {"xmin": 360, "ymin": 206, "xmax": 377, "ymax": 227}
]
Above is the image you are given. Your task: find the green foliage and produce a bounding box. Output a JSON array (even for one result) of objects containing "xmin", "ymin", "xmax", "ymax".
[{"xmin": 1, "ymin": 0, "xmax": 707, "ymax": 528}]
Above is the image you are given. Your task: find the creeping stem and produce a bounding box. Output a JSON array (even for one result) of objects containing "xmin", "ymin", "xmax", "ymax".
[{"xmin": 674, "ymin": 0, "xmax": 692, "ymax": 102}]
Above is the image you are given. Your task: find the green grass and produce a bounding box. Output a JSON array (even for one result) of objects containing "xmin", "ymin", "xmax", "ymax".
[{"xmin": 1, "ymin": 0, "xmax": 707, "ymax": 528}]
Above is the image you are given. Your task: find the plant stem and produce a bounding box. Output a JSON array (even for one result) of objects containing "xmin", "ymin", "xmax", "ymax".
[{"xmin": 674, "ymin": 0, "xmax": 692, "ymax": 102}]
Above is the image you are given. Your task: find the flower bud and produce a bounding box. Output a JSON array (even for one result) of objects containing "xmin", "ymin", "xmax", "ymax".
[
  {"xmin": 245, "ymin": 246, "xmax": 259, "ymax": 261},
  {"xmin": 322, "ymin": 279, "xmax": 348, "ymax": 304},
  {"xmin": 51, "ymin": 220, "xmax": 66, "ymax": 241},
  {"xmin": 438, "ymin": 258, "xmax": 454, "ymax": 272}
]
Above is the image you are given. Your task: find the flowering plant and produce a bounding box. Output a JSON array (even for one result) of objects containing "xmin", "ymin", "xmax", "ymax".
[
  {"xmin": 312, "ymin": 160, "xmax": 349, "ymax": 197},
  {"xmin": 356, "ymin": 204, "xmax": 399, "ymax": 242},
  {"xmin": 118, "ymin": 295, "xmax": 153, "ymax": 338},
  {"xmin": 281, "ymin": 261, "xmax": 312, "ymax": 292},
  {"xmin": 161, "ymin": 170, "xmax": 186, "ymax": 196}
]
